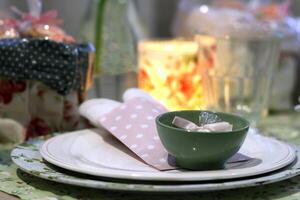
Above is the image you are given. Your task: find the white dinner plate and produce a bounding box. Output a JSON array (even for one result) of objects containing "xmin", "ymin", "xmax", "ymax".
[
  {"xmin": 40, "ymin": 128, "xmax": 296, "ymax": 182},
  {"xmin": 11, "ymin": 142, "xmax": 300, "ymax": 193}
]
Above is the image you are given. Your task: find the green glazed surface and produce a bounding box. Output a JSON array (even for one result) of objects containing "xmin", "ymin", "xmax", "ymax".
[{"xmin": 156, "ymin": 110, "xmax": 250, "ymax": 170}]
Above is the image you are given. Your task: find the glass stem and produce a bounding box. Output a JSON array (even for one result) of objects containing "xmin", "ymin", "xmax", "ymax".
[{"xmin": 94, "ymin": 0, "xmax": 107, "ymax": 74}]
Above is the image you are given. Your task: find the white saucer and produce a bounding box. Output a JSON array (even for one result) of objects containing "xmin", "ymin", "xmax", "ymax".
[{"xmin": 40, "ymin": 128, "xmax": 296, "ymax": 182}]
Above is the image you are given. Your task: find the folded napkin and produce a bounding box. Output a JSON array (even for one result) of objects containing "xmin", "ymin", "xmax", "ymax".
[
  {"xmin": 99, "ymin": 97, "xmax": 173, "ymax": 170},
  {"xmin": 80, "ymin": 88, "xmax": 251, "ymax": 170},
  {"xmin": 79, "ymin": 99, "xmax": 121, "ymax": 127}
]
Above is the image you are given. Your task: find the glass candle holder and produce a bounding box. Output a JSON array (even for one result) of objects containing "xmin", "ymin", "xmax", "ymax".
[{"xmin": 138, "ymin": 40, "xmax": 204, "ymax": 110}]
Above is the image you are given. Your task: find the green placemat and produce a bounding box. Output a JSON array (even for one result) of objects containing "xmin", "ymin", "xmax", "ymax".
[{"xmin": 0, "ymin": 112, "xmax": 299, "ymax": 200}]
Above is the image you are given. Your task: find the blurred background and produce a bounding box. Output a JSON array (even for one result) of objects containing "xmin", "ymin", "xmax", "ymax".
[
  {"xmin": 1, "ymin": 0, "xmax": 300, "ymax": 37},
  {"xmin": 0, "ymin": 0, "xmax": 300, "ymax": 108},
  {"xmin": 0, "ymin": 0, "xmax": 299, "ymax": 36},
  {"xmin": 0, "ymin": 0, "xmax": 300, "ymax": 130},
  {"xmin": 0, "ymin": 0, "xmax": 300, "ymax": 104}
]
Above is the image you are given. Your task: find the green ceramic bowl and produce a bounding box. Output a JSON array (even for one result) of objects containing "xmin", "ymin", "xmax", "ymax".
[{"xmin": 156, "ymin": 110, "xmax": 250, "ymax": 170}]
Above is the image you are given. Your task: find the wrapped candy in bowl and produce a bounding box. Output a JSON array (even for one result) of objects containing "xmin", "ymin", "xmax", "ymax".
[{"xmin": 155, "ymin": 110, "xmax": 249, "ymax": 170}]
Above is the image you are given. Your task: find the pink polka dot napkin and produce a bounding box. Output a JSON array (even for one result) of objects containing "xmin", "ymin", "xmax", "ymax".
[{"xmin": 98, "ymin": 97, "xmax": 175, "ymax": 170}]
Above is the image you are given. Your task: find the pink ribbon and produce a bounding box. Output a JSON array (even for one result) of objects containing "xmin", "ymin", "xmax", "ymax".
[
  {"xmin": 22, "ymin": 10, "xmax": 63, "ymax": 26},
  {"xmin": 1, "ymin": 19, "xmax": 18, "ymax": 28}
]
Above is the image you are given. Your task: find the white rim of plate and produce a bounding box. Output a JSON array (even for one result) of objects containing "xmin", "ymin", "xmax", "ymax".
[
  {"xmin": 40, "ymin": 129, "xmax": 296, "ymax": 182},
  {"xmin": 11, "ymin": 145, "xmax": 300, "ymax": 193}
]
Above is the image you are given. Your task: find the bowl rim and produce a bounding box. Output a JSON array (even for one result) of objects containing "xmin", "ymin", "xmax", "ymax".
[{"xmin": 156, "ymin": 110, "xmax": 250, "ymax": 134}]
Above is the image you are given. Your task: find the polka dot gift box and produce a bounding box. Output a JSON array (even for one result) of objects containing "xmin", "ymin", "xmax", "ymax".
[
  {"xmin": 0, "ymin": 39, "xmax": 93, "ymax": 138},
  {"xmin": 0, "ymin": 5, "xmax": 94, "ymax": 139}
]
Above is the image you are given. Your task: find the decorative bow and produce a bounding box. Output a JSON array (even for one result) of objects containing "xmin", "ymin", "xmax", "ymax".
[
  {"xmin": 22, "ymin": 10, "xmax": 63, "ymax": 26},
  {"xmin": 0, "ymin": 18, "xmax": 18, "ymax": 28},
  {"xmin": 11, "ymin": 5, "xmax": 63, "ymax": 26}
]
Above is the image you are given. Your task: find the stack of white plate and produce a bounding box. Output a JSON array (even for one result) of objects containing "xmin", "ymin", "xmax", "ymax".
[{"xmin": 11, "ymin": 128, "xmax": 300, "ymax": 193}]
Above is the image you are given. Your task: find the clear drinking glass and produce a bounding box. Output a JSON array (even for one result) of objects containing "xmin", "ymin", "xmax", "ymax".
[{"xmin": 197, "ymin": 35, "xmax": 281, "ymax": 124}]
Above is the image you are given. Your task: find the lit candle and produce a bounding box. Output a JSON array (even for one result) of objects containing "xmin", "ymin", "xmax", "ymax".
[{"xmin": 138, "ymin": 40, "xmax": 204, "ymax": 110}]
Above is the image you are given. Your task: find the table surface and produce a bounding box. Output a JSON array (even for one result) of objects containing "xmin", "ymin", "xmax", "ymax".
[{"xmin": 0, "ymin": 112, "xmax": 300, "ymax": 200}]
